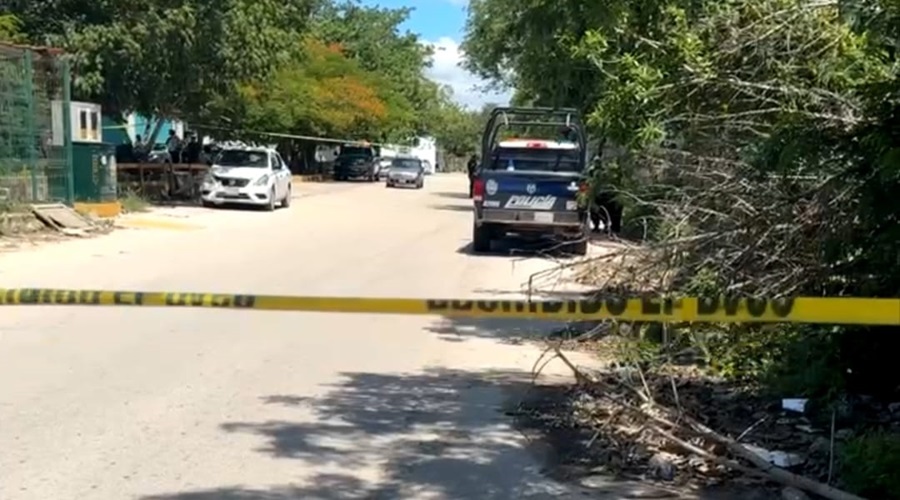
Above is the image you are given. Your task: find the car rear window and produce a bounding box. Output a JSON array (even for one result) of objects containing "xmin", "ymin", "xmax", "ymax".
[
  {"xmin": 391, "ymin": 158, "xmax": 421, "ymax": 169},
  {"xmin": 339, "ymin": 146, "xmax": 373, "ymax": 157},
  {"xmin": 487, "ymin": 147, "xmax": 581, "ymax": 172}
]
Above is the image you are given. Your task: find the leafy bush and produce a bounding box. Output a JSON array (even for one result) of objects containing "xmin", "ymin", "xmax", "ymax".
[{"xmin": 840, "ymin": 431, "xmax": 900, "ymax": 498}]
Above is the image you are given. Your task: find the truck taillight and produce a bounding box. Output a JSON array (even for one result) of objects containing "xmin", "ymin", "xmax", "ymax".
[{"xmin": 472, "ymin": 178, "xmax": 485, "ymax": 200}]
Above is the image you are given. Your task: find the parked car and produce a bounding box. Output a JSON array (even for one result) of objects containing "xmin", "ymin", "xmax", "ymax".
[
  {"xmin": 333, "ymin": 144, "xmax": 378, "ymax": 181},
  {"xmin": 200, "ymin": 146, "xmax": 293, "ymax": 211},
  {"xmin": 385, "ymin": 157, "xmax": 425, "ymax": 189}
]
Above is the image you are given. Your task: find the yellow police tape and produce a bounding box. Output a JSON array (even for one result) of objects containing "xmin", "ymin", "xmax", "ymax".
[{"xmin": 0, "ymin": 288, "xmax": 897, "ymax": 325}]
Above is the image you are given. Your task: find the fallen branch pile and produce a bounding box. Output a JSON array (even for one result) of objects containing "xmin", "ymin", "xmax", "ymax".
[{"xmin": 538, "ymin": 345, "xmax": 867, "ymax": 500}]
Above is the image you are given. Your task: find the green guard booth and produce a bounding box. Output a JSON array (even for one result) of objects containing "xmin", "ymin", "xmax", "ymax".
[{"xmin": 71, "ymin": 142, "xmax": 117, "ymax": 202}]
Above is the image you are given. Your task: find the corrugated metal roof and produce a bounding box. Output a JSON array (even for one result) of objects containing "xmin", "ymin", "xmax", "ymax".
[{"xmin": 0, "ymin": 41, "xmax": 65, "ymax": 57}]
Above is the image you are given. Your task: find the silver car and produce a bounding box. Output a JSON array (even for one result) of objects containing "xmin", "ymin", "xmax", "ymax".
[{"xmin": 385, "ymin": 158, "xmax": 424, "ymax": 189}]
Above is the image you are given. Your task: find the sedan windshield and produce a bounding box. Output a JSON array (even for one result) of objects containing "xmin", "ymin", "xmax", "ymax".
[
  {"xmin": 215, "ymin": 150, "xmax": 269, "ymax": 168},
  {"xmin": 391, "ymin": 159, "xmax": 421, "ymax": 170}
]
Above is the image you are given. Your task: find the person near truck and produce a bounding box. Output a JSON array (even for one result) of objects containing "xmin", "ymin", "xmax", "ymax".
[
  {"xmin": 466, "ymin": 154, "xmax": 479, "ymax": 197},
  {"xmin": 586, "ymin": 154, "xmax": 624, "ymax": 234}
]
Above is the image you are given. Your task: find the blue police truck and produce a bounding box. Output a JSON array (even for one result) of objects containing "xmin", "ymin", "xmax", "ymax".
[{"xmin": 470, "ymin": 107, "xmax": 591, "ymax": 255}]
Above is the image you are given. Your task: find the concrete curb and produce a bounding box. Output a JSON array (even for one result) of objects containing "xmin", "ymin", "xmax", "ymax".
[
  {"xmin": 115, "ymin": 217, "xmax": 203, "ymax": 231},
  {"xmin": 74, "ymin": 201, "xmax": 123, "ymax": 218}
]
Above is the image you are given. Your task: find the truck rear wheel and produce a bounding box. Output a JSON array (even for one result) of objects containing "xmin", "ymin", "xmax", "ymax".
[
  {"xmin": 567, "ymin": 237, "xmax": 588, "ymax": 256},
  {"xmin": 472, "ymin": 223, "xmax": 492, "ymax": 253}
]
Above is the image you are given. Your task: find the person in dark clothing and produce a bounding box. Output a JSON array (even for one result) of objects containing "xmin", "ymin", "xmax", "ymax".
[
  {"xmin": 184, "ymin": 132, "xmax": 202, "ymax": 164},
  {"xmin": 590, "ymin": 190, "xmax": 623, "ymax": 234},
  {"xmin": 586, "ymin": 153, "xmax": 624, "ymax": 235},
  {"xmin": 466, "ymin": 154, "xmax": 479, "ymax": 197}
]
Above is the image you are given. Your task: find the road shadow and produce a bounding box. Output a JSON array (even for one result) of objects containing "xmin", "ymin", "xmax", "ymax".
[
  {"xmin": 425, "ymin": 316, "xmax": 571, "ymax": 344},
  {"xmin": 429, "ymin": 203, "xmax": 473, "ymax": 212},
  {"xmin": 456, "ymin": 238, "xmax": 587, "ymax": 260},
  {"xmin": 139, "ymin": 368, "xmax": 596, "ymax": 499},
  {"xmin": 148, "ymin": 199, "xmax": 202, "ymax": 208},
  {"xmin": 201, "ymin": 204, "xmax": 281, "ymax": 212},
  {"xmin": 432, "ymin": 191, "xmax": 471, "ymax": 200},
  {"xmin": 137, "ymin": 366, "xmax": 776, "ymax": 500}
]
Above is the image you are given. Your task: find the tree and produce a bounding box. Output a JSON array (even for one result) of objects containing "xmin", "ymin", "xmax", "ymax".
[
  {"xmin": 462, "ymin": 0, "xmax": 605, "ymax": 111},
  {"xmin": 3, "ymin": 0, "xmax": 323, "ymax": 122},
  {"xmin": 237, "ymin": 38, "xmax": 393, "ymax": 138},
  {"xmin": 429, "ymin": 101, "xmax": 480, "ymax": 156},
  {"xmin": 311, "ymin": 1, "xmax": 442, "ymax": 138}
]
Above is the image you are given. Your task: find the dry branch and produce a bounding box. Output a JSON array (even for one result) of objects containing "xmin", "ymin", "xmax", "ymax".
[{"xmin": 548, "ymin": 347, "xmax": 867, "ymax": 500}]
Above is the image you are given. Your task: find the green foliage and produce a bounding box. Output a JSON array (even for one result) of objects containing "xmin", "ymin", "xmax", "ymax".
[
  {"xmin": 311, "ymin": 1, "xmax": 445, "ymax": 139},
  {"xmin": 236, "ymin": 38, "xmax": 395, "ymax": 138},
  {"xmin": 0, "ymin": 14, "xmax": 27, "ymax": 43},
  {"xmin": 840, "ymin": 431, "xmax": 900, "ymax": 498},
  {"xmin": 2, "ymin": 0, "xmax": 468, "ymax": 143},
  {"xmin": 429, "ymin": 102, "xmax": 482, "ymax": 156},
  {"xmin": 464, "ymin": 1, "xmax": 900, "ymax": 489}
]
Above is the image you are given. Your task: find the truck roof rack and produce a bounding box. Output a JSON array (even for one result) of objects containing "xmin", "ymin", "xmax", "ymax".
[{"xmin": 480, "ymin": 107, "xmax": 586, "ymax": 161}]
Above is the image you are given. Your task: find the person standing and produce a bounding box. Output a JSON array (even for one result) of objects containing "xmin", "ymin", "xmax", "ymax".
[
  {"xmin": 166, "ymin": 129, "xmax": 182, "ymax": 164},
  {"xmin": 466, "ymin": 154, "xmax": 479, "ymax": 197}
]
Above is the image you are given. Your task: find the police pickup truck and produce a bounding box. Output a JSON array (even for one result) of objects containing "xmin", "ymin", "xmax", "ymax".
[{"xmin": 471, "ymin": 107, "xmax": 590, "ymax": 255}]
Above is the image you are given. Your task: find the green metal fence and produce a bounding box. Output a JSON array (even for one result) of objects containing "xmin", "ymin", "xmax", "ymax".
[{"xmin": 0, "ymin": 44, "xmax": 72, "ymax": 205}]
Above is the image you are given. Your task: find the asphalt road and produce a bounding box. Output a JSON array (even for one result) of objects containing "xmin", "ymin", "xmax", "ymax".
[{"xmin": 0, "ymin": 174, "xmax": 623, "ymax": 500}]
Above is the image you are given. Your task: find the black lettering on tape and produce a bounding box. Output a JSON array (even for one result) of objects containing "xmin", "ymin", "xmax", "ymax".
[
  {"xmin": 11, "ymin": 289, "xmax": 100, "ymax": 305},
  {"xmin": 207, "ymin": 294, "xmax": 255, "ymax": 308},
  {"xmin": 641, "ymin": 296, "xmax": 675, "ymax": 316},
  {"xmin": 541, "ymin": 301, "xmax": 564, "ymax": 314},
  {"xmin": 476, "ymin": 301, "xmax": 498, "ymax": 312},
  {"xmin": 210, "ymin": 295, "xmax": 232, "ymax": 307},
  {"xmin": 233, "ymin": 295, "xmax": 256, "ymax": 308},
  {"xmin": 580, "ymin": 300, "xmax": 603, "ymax": 315},
  {"xmin": 722, "ymin": 296, "xmax": 741, "ymax": 315},
  {"xmin": 165, "ymin": 293, "xmax": 186, "ymax": 306},
  {"xmin": 747, "ymin": 298, "xmax": 767, "ymax": 317},
  {"xmin": 771, "ymin": 298, "xmax": 794, "ymax": 318},
  {"xmin": 18, "ymin": 289, "xmax": 39, "ymax": 303},
  {"xmin": 697, "ymin": 297, "xmax": 796, "ymax": 318},
  {"xmin": 451, "ymin": 300, "xmax": 474, "ymax": 311},
  {"xmin": 165, "ymin": 293, "xmax": 207, "ymax": 306},
  {"xmin": 697, "ymin": 297, "xmax": 718, "ymax": 315},
  {"xmin": 641, "ymin": 296, "xmax": 661, "ymax": 315},
  {"xmin": 605, "ymin": 297, "xmax": 627, "ymax": 316},
  {"xmin": 426, "ymin": 300, "xmax": 449, "ymax": 311},
  {"xmin": 113, "ymin": 292, "xmax": 145, "ymax": 305}
]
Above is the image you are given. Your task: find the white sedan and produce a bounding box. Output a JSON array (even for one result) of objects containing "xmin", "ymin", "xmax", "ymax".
[{"xmin": 200, "ymin": 148, "xmax": 292, "ymax": 211}]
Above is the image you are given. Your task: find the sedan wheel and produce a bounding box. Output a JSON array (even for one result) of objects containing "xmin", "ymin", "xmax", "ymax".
[
  {"xmin": 282, "ymin": 184, "xmax": 291, "ymax": 208},
  {"xmin": 265, "ymin": 187, "xmax": 276, "ymax": 211}
]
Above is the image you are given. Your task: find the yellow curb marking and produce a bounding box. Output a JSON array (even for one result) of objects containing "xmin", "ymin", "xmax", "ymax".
[{"xmin": 116, "ymin": 217, "xmax": 203, "ymax": 231}]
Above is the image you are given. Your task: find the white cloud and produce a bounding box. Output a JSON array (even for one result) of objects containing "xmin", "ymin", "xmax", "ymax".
[{"xmin": 423, "ymin": 37, "xmax": 512, "ymax": 110}]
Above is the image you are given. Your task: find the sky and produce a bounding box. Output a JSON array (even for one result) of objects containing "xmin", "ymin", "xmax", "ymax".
[{"xmin": 358, "ymin": 0, "xmax": 512, "ymax": 109}]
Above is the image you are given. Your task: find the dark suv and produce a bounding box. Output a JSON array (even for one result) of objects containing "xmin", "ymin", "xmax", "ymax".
[{"xmin": 333, "ymin": 144, "xmax": 378, "ymax": 182}]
